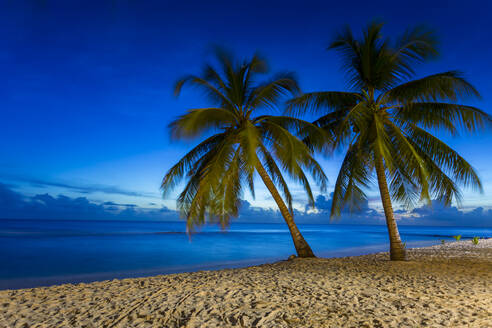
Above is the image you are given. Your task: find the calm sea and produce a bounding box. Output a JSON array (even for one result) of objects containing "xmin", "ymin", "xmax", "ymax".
[{"xmin": 1, "ymin": 219, "xmax": 490, "ymax": 289}]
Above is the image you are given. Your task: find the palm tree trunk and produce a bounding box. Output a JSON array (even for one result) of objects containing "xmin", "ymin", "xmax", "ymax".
[
  {"xmin": 255, "ymin": 161, "xmax": 315, "ymax": 258},
  {"xmin": 374, "ymin": 152, "xmax": 407, "ymax": 261}
]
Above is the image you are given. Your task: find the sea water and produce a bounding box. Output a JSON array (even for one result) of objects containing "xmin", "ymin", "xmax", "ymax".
[{"xmin": 0, "ymin": 219, "xmax": 490, "ymax": 289}]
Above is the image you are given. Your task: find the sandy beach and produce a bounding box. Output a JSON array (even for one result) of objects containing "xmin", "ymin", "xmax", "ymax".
[{"xmin": 0, "ymin": 239, "xmax": 490, "ymax": 328}]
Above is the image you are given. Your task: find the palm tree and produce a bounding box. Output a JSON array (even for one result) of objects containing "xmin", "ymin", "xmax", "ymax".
[
  {"xmin": 288, "ymin": 22, "xmax": 491, "ymax": 260},
  {"xmin": 162, "ymin": 49, "xmax": 328, "ymax": 258}
]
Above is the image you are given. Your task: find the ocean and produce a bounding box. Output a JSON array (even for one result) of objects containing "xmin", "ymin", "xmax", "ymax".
[{"xmin": 1, "ymin": 219, "xmax": 490, "ymax": 290}]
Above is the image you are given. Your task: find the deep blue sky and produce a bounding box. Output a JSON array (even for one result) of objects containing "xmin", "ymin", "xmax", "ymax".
[{"xmin": 1, "ymin": 0, "xmax": 491, "ymax": 226}]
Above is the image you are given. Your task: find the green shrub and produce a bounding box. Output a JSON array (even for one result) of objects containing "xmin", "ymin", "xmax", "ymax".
[
  {"xmin": 472, "ymin": 237, "xmax": 479, "ymax": 245},
  {"xmin": 441, "ymin": 239, "xmax": 446, "ymax": 245},
  {"xmin": 453, "ymin": 235, "xmax": 462, "ymax": 241}
]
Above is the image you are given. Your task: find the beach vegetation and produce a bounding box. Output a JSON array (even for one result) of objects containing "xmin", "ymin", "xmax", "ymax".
[
  {"xmin": 288, "ymin": 22, "xmax": 491, "ymax": 260},
  {"xmin": 472, "ymin": 236, "xmax": 479, "ymax": 245},
  {"xmin": 453, "ymin": 235, "xmax": 462, "ymax": 241},
  {"xmin": 162, "ymin": 48, "xmax": 329, "ymax": 257}
]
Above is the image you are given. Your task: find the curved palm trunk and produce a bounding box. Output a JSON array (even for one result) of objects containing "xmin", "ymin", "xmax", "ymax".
[
  {"xmin": 374, "ymin": 152, "xmax": 407, "ymax": 261},
  {"xmin": 255, "ymin": 161, "xmax": 315, "ymax": 258}
]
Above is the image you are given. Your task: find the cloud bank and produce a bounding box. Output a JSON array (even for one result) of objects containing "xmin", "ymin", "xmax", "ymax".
[
  {"xmin": 0, "ymin": 183, "xmax": 174, "ymax": 221},
  {"xmin": 0, "ymin": 175, "xmax": 157, "ymax": 198},
  {"xmin": 0, "ymin": 183, "xmax": 490, "ymax": 227}
]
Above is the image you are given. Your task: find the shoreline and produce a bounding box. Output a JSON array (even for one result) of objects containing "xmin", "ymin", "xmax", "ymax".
[
  {"xmin": 0, "ymin": 239, "xmax": 448, "ymax": 290},
  {"xmin": 1, "ymin": 239, "xmax": 491, "ymax": 327}
]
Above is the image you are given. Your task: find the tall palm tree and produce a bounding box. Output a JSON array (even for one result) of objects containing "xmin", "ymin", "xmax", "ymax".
[
  {"xmin": 162, "ymin": 49, "xmax": 328, "ymax": 257},
  {"xmin": 288, "ymin": 22, "xmax": 491, "ymax": 260}
]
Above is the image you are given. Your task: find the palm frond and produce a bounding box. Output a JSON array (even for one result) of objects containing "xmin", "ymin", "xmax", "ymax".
[
  {"xmin": 174, "ymin": 75, "xmax": 236, "ymax": 110},
  {"xmin": 330, "ymin": 141, "xmax": 372, "ymax": 217},
  {"xmin": 257, "ymin": 142, "xmax": 294, "ymax": 213},
  {"xmin": 385, "ymin": 120, "xmax": 430, "ymax": 203},
  {"xmin": 286, "ymin": 91, "xmax": 359, "ymax": 116},
  {"xmin": 169, "ymin": 108, "xmax": 238, "ymax": 139},
  {"xmin": 256, "ymin": 115, "xmax": 331, "ymax": 151},
  {"xmin": 161, "ymin": 133, "xmax": 227, "ymax": 196},
  {"xmin": 371, "ymin": 113, "xmax": 395, "ymax": 174},
  {"xmin": 417, "ymin": 147, "xmax": 462, "ymax": 206},
  {"xmin": 246, "ymin": 73, "xmax": 300, "ymax": 112},
  {"xmin": 178, "ymin": 133, "xmax": 238, "ymax": 228},
  {"xmin": 237, "ymin": 121, "xmax": 260, "ymax": 175},
  {"xmin": 394, "ymin": 102, "xmax": 492, "ymax": 134},
  {"xmin": 404, "ymin": 122, "xmax": 482, "ymax": 192},
  {"xmin": 385, "ymin": 71, "xmax": 481, "ymax": 103},
  {"xmin": 259, "ymin": 120, "xmax": 328, "ymax": 206},
  {"xmin": 328, "ymin": 25, "xmax": 362, "ymax": 89},
  {"xmin": 393, "ymin": 25, "xmax": 438, "ymax": 65}
]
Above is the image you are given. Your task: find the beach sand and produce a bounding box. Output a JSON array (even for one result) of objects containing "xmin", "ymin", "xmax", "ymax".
[{"xmin": 0, "ymin": 239, "xmax": 490, "ymax": 328}]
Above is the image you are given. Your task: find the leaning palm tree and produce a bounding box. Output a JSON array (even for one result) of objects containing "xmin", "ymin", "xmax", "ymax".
[
  {"xmin": 162, "ymin": 49, "xmax": 328, "ymax": 257},
  {"xmin": 288, "ymin": 22, "xmax": 491, "ymax": 260}
]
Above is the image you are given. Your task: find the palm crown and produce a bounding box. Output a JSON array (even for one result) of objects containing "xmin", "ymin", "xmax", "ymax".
[
  {"xmin": 162, "ymin": 49, "xmax": 328, "ymax": 257},
  {"xmin": 288, "ymin": 22, "xmax": 491, "ymax": 259}
]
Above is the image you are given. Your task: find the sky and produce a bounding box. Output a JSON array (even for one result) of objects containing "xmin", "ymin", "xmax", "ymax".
[{"xmin": 1, "ymin": 0, "xmax": 491, "ymax": 226}]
